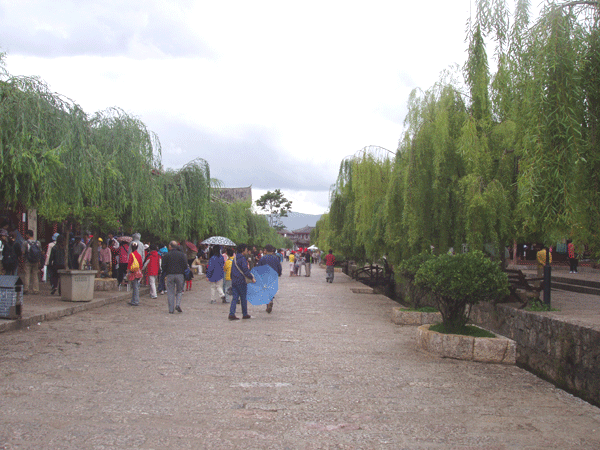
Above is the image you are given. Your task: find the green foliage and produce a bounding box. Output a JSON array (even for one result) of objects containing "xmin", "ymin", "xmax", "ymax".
[
  {"xmin": 206, "ymin": 199, "xmax": 289, "ymax": 249},
  {"xmin": 415, "ymin": 251, "xmax": 509, "ymax": 330},
  {"xmin": 0, "ymin": 76, "xmax": 65, "ymax": 208},
  {"xmin": 430, "ymin": 323, "xmax": 496, "ymax": 338},
  {"xmin": 322, "ymin": 0, "xmax": 600, "ymax": 266},
  {"xmin": 255, "ymin": 189, "xmax": 292, "ymax": 228},
  {"xmin": 408, "ymin": 306, "xmax": 438, "ymax": 313},
  {"xmin": 397, "ymin": 251, "xmax": 436, "ymax": 280},
  {"xmin": 526, "ymin": 300, "xmax": 560, "ymax": 312},
  {"xmin": 0, "ymin": 58, "xmax": 212, "ymax": 243}
]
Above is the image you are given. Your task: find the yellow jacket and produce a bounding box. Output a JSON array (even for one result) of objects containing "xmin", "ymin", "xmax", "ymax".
[
  {"xmin": 224, "ymin": 259, "xmax": 233, "ymax": 281},
  {"xmin": 537, "ymin": 249, "xmax": 552, "ymax": 266}
]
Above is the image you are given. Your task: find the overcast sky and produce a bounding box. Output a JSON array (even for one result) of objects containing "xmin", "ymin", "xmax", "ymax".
[{"xmin": 1, "ymin": 0, "xmax": 474, "ymax": 214}]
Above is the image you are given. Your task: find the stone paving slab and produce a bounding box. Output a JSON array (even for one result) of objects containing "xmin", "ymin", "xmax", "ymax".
[
  {"xmin": 515, "ymin": 268, "xmax": 600, "ymax": 331},
  {"xmin": 0, "ymin": 283, "xmax": 148, "ymax": 334},
  {"xmin": 0, "ymin": 268, "xmax": 599, "ymax": 448}
]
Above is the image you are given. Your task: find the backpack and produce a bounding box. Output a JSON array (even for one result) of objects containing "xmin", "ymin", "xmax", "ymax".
[
  {"xmin": 26, "ymin": 241, "xmax": 42, "ymax": 263},
  {"xmin": 184, "ymin": 266, "xmax": 194, "ymax": 281},
  {"xmin": 3, "ymin": 244, "xmax": 17, "ymax": 267}
]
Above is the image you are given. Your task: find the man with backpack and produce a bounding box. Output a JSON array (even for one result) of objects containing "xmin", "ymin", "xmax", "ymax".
[
  {"xmin": 22, "ymin": 229, "xmax": 42, "ymax": 294},
  {"xmin": 1, "ymin": 230, "xmax": 20, "ymax": 276}
]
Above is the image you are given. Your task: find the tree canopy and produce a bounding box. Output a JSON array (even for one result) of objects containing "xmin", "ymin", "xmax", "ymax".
[
  {"xmin": 315, "ymin": 0, "xmax": 600, "ymax": 264},
  {"xmin": 0, "ymin": 52, "xmax": 289, "ymax": 250},
  {"xmin": 255, "ymin": 189, "xmax": 292, "ymax": 229}
]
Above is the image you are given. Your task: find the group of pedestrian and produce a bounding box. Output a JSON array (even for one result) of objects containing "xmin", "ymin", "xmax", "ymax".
[
  {"xmin": 0, "ymin": 225, "xmax": 326, "ymax": 318},
  {"xmin": 0, "ymin": 228, "xmax": 60, "ymax": 295},
  {"xmin": 287, "ymin": 250, "xmax": 314, "ymax": 277},
  {"xmin": 201, "ymin": 243, "xmax": 282, "ymax": 319}
]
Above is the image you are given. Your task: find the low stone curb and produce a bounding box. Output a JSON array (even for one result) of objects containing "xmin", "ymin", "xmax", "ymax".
[
  {"xmin": 417, "ymin": 324, "xmax": 516, "ymax": 364},
  {"xmin": 391, "ymin": 306, "xmax": 442, "ymax": 325},
  {"xmin": 351, "ymin": 287, "xmax": 375, "ymax": 294},
  {"xmin": 0, "ymin": 287, "xmax": 149, "ymax": 334}
]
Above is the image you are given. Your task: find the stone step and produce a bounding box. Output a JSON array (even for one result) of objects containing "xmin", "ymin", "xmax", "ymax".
[
  {"xmin": 552, "ymin": 281, "xmax": 600, "ymax": 296},
  {"xmin": 552, "ymin": 276, "xmax": 600, "ymax": 289}
]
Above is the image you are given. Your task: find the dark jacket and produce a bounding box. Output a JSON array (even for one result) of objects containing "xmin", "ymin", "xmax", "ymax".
[
  {"xmin": 206, "ymin": 255, "xmax": 224, "ymax": 282},
  {"xmin": 231, "ymin": 253, "xmax": 253, "ymax": 286},
  {"xmin": 48, "ymin": 245, "xmax": 67, "ymax": 269},
  {"xmin": 161, "ymin": 248, "xmax": 188, "ymax": 275},
  {"xmin": 2, "ymin": 239, "xmax": 19, "ymax": 270},
  {"xmin": 257, "ymin": 254, "xmax": 282, "ymax": 276}
]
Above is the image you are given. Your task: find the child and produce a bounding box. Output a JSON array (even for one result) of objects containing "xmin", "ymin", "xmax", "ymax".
[
  {"xmin": 289, "ymin": 251, "xmax": 295, "ymax": 276},
  {"xmin": 185, "ymin": 263, "xmax": 194, "ymax": 291}
]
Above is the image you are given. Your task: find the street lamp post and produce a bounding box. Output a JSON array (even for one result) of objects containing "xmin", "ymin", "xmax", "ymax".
[{"xmin": 543, "ymin": 247, "xmax": 552, "ymax": 306}]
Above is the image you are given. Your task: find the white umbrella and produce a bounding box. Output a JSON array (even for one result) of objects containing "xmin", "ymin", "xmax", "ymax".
[
  {"xmin": 201, "ymin": 236, "xmax": 236, "ymax": 246},
  {"xmin": 307, "ymin": 245, "xmax": 319, "ymax": 250}
]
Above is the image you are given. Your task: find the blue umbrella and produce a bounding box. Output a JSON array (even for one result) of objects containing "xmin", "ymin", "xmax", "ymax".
[{"xmin": 247, "ymin": 265, "xmax": 279, "ymax": 305}]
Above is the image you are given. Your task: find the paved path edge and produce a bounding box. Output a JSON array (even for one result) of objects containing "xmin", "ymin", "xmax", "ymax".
[{"xmin": 0, "ymin": 287, "xmax": 149, "ymax": 334}]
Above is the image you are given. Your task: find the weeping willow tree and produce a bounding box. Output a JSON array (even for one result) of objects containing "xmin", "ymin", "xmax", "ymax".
[
  {"xmin": 312, "ymin": 212, "xmax": 332, "ymax": 251},
  {"xmin": 324, "ymin": 146, "xmax": 393, "ymax": 262},
  {"xmin": 159, "ymin": 158, "xmax": 211, "ymax": 241},
  {"xmin": 394, "ymin": 79, "xmax": 470, "ymax": 259},
  {"xmin": 0, "ymin": 54, "xmax": 216, "ymax": 267},
  {"xmin": 352, "ymin": 147, "xmax": 392, "ymax": 260},
  {"xmin": 0, "ymin": 73, "xmax": 64, "ymax": 209},
  {"xmin": 476, "ymin": 0, "xmax": 600, "ymax": 253},
  {"xmin": 328, "ymin": 157, "xmax": 361, "ymax": 260}
]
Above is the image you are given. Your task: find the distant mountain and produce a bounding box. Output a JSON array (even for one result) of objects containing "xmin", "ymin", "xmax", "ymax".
[{"xmin": 278, "ymin": 212, "xmax": 322, "ymax": 231}]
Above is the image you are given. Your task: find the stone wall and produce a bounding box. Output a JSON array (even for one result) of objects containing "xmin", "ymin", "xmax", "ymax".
[
  {"xmin": 393, "ymin": 275, "xmax": 437, "ymax": 308},
  {"xmin": 471, "ymin": 302, "xmax": 600, "ymax": 407}
]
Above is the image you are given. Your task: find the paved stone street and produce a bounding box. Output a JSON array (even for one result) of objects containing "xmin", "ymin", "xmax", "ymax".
[{"xmin": 1, "ymin": 268, "xmax": 600, "ymax": 449}]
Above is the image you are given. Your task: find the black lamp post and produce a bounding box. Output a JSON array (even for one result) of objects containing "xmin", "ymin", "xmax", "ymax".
[{"xmin": 543, "ymin": 246, "xmax": 552, "ymax": 306}]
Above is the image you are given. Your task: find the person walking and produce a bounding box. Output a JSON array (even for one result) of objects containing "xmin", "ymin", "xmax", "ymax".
[
  {"xmin": 304, "ymin": 251, "xmax": 311, "ymax": 277},
  {"xmin": 107, "ymin": 234, "xmax": 120, "ymax": 279},
  {"xmin": 70, "ymin": 236, "xmax": 85, "ymax": 269},
  {"xmin": 229, "ymin": 243, "xmax": 256, "ymax": 320},
  {"xmin": 117, "ymin": 242, "xmax": 129, "ymax": 287},
  {"xmin": 535, "ymin": 246, "xmax": 552, "ymax": 288},
  {"xmin": 567, "ymin": 240, "xmax": 578, "ymax": 274},
  {"xmin": 288, "ymin": 251, "xmax": 295, "ymax": 276},
  {"xmin": 48, "ymin": 235, "xmax": 67, "ymax": 295},
  {"xmin": 297, "ymin": 252, "xmax": 305, "ymax": 276},
  {"xmin": 1, "ymin": 230, "xmax": 20, "ymax": 276},
  {"xmin": 206, "ymin": 246, "xmax": 226, "ymax": 303},
  {"xmin": 22, "ymin": 230, "xmax": 42, "ymax": 295},
  {"xmin": 325, "ymin": 249, "xmax": 336, "ymax": 283},
  {"xmin": 145, "ymin": 244, "xmax": 161, "ymax": 299},
  {"xmin": 223, "ymin": 248, "xmax": 234, "ymax": 304},
  {"xmin": 127, "ymin": 242, "xmax": 143, "ymax": 306},
  {"xmin": 98, "ymin": 239, "xmax": 112, "ymax": 277},
  {"xmin": 257, "ymin": 244, "xmax": 282, "ymax": 313},
  {"xmin": 44, "ymin": 232, "xmax": 59, "ymax": 284},
  {"xmin": 161, "ymin": 241, "xmax": 188, "ymax": 314}
]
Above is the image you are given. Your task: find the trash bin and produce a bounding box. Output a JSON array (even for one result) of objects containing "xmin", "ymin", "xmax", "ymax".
[{"xmin": 0, "ymin": 275, "xmax": 24, "ymax": 319}]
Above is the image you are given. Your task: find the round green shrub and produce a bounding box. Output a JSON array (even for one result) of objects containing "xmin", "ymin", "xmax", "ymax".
[{"xmin": 415, "ymin": 251, "xmax": 509, "ymax": 331}]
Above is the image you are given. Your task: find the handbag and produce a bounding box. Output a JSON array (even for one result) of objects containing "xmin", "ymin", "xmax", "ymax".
[
  {"xmin": 234, "ymin": 256, "xmax": 254, "ymax": 283},
  {"xmin": 128, "ymin": 254, "xmax": 143, "ymax": 280}
]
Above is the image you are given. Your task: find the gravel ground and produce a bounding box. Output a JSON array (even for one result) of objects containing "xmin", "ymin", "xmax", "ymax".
[{"xmin": 1, "ymin": 268, "xmax": 600, "ymax": 449}]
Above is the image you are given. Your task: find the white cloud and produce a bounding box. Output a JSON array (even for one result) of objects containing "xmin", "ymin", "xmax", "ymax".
[{"xmin": 2, "ymin": 0, "xmax": 475, "ymax": 214}]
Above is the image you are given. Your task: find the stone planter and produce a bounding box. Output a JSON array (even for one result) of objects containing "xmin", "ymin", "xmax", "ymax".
[
  {"xmin": 391, "ymin": 307, "xmax": 442, "ymax": 325},
  {"xmin": 58, "ymin": 270, "xmax": 96, "ymax": 302},
  {"xmin": 417, "ymin": 324, "xmax": 516, "ymax": 365}
]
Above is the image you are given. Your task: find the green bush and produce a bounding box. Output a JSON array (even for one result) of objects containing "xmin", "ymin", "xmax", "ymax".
[
  {"xmin": 398, "ymin": 251, "xmax": 436, "ymax": 280},
  {"xmin": 414, "ymin": 251, "xmax": 509, "ymax": 331},
  {"xmin": 397, "ymin": 251, "xmax": 437, "ymax": 308}
]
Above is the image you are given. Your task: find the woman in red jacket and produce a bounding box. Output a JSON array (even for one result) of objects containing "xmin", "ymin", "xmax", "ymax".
[
  {"xmin": 128, "ymin": 242, "xmax": 143, "ymax": 306},
  {"xmin": 145, "ymin": 244, "xmax": 161, "ymax": 298}
]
